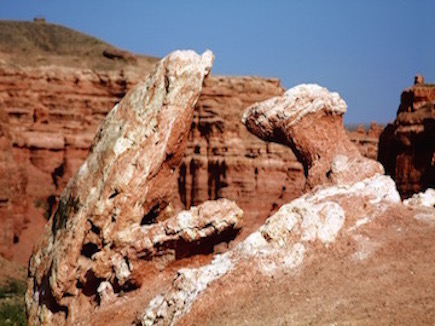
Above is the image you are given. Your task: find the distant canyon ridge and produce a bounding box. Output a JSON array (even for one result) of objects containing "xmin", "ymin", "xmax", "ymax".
[{"xmin": 0, "ymin": 20, "xmax": 433, "ymax": 263}]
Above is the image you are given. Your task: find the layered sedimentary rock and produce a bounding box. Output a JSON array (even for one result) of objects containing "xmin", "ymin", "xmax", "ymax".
[
  {"xmin": 0, "ymin": 62, "xmax": 383, "ymax": 262},
  {"xmin": 26, "ymin": 50, "xmax": 244, "ymax": 325},
  {"xmin": 139, "ymin": 84, "xmax": 434, "ymax": 326},
  {"xmin": 180, "ymin": 77, "xmax": 304, "ymax": 237},
  {"xmin": 0, "ymin": 109, "xmax": 27, "ymax": 260},
  {"xmin": 379, "ymin": 75, "xmax": 435, "ymax": 198},
  {"xmin": 347, "ymin": 122, "xmax": 383, "ymax": 160},
  {"xmin": 0, "ymin": 62, "xmax": 143, "ymax": 262},
  {"xmin": 0, "ymin": 62, "xmax": 304, "ymax": 261}
]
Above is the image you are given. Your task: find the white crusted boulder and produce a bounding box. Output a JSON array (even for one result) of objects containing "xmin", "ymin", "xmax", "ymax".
[
  {"xmin": 139, "ymin": 173, "xmax": 402, "ymax": 325},
  {"xmin": 243, "ymin": 84, "xmax": 384, "ymax": 190},
  {"xmin": 138, "ymin": 84, "xmax": 408, "ymax": 326},
  {"xmin": 25, "ymin": 50, "xmax": 244, "ymax": 326}
]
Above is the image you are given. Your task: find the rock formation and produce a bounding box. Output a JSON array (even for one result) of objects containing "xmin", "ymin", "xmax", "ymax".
[
  {"xmin": 180, "ymin": 77, "xmax": 304, "ymax": 238},
  {"xmin": 0, "ymin": 63, "xmax": 304, "ymax": 262},
  {"xmin": 0, "ymin": 52, "xmax": 385, "ymax": 264},
  {"xmin": 0, "ymin": 108, "xmax": 27, "ymax": 260},
  {"xmin": 242, "ymin": 84, "xmax": 383, "ymax": 190},
  {"xmin": 25, "ymin": 50, "xmax": 244, "ymax": 325},
  {"xmin": 347, "ymin": 122, "xmax": 384, "ymax": 160},
  {"xmin": 139, "ymin": 84, "xmax": 434, "ymax": 325},
  {"xmin": 379, "ymin": 75, "xmax": 435, "ymax": 198}
]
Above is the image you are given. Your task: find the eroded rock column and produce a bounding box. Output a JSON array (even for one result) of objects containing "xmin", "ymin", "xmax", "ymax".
[{"xmin": 243, "ymin": 84, "xmax": 383, "ymax": 190}]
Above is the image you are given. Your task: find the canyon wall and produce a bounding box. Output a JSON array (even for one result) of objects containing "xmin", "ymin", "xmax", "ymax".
[
  {"xmin": 379, "ymin": 75, "xmax": 435, "ymax": 198},
  {"xmin": 0, "ymin": 63, "xmax": 379, "ymax": 262}
]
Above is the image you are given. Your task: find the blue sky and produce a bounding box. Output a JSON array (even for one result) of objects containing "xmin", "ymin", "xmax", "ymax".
[{"xmin": 2, "ymin": 0, "xmax": 434, "ymax": 124}]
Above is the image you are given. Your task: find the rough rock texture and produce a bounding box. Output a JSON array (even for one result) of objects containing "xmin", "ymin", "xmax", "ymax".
[
  {"xmin": 379, "ymin": 76, "xmax": 435, "ymax": 198},
  {"xmin": 243, "ymin": 84, "xmax": 384, "ymax": 190},
  {"xmin": 0, "ymin": 63, "xmax": 305, "ymax": 262},
  {"xmin": 140, "ymin": 175, "xmax": 403, "ymax": 326},
  {"xmin": 0, "ymin": 65, "xmax": 382, "ymax": 262},
  {"xmin": 403, "ymin": 188, "xmax": 435, "ymax": 223},
  {"xmin": 179, "ymin": 77, "xmax": 304, "ymax": 238},
  {"xmin": 0, "ymin": 62, "xmax": 145, "ymax": 263},
  {"xmin": 0, "ymin": 109, "xmax": 27, "ymax": 260},
  {"xmin": 25, "ymin": 50, "xmax": 246, "ymax": 325},
  {"xmin": 347, "ymin": 122, "xmax": 383, "ymax": 160},
  {"xmin": 139, "ymin": 84, "xmax": 434, "ymax": 326},
  {"xmin": 404, "ymin": 188, "xmax": 435, "ymax": 208}
]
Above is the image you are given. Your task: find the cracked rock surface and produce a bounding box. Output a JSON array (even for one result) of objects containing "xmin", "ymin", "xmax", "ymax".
[
  {"xmin": 26, "ymin": 50, "xmax": 244, "ymax": 325},
  {"xmin": 139, "ymin": 84, "xmax": 435, "ymax": 326},
  {"xmin": 243, "ymin": 84, "xmax": 383, "ymax": 190}
]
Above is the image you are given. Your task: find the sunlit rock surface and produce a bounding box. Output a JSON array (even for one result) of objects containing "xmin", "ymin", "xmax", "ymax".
[
  {"xmin": 26, "ymin": 50, "xmax": 245, "ymax": 325},
  {"xmin": 243, "ymin": 84, "xmax": 383, "ymax": 190},
  {"xmin": 139, "ymin": 84, "xmax": 434, "ymax": 326}
]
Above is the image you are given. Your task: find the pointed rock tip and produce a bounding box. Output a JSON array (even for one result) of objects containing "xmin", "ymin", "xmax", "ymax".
[{"xmin": 166, "ymin": 49, "xmax": 214, "ymax": 75}]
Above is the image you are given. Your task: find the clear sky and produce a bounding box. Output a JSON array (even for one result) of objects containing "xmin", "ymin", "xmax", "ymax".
[{"xmin": 2, "ymin": 0, "xmax": 434, "ymax": 124}]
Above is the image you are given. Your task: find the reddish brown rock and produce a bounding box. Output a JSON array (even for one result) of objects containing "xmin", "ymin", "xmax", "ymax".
[
  {"xmin": 0, "ymin": 63, "xmax": 305, "ymax": 262},
  {"xmin": 0, "ymin": 108, "xmax": 15, "ymax": 260},
  {"xmin": 0, "ymin": 65, "xmax": 380, "ymax": 263},
  {"xmin": 180, "ymin": 76, "xmax": 304, "ymax": 238},
  {"xmin": 139, "ymin": 84, "xmax": 434, "ymax": 326},
  {"xmin": 243, "ymin": 84, "xmax": 384, "ymax": 190},
  {"xmin": 0, "ymin": 108, "xmax": 28, "ymax": 260},
  {"xmin": 25, "ymin": 50, "xmax": 246, "ymax": 325},
  {"xmin": 378, "ymin": 76, "xmax": 435, "ymax": 198},
  {"xmin": 347, "ymin": 122, "xmax": 384, "ymax": 160},
  {"xmin": 0, "ymin": 63, "xmax": 143, "ymax": 262}
]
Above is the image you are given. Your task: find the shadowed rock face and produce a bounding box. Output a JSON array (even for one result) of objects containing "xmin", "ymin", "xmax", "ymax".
[
  {"xmin": 0, "ymin": 109, "xmax": 27, "ymax": 260},
  {"xmin": 25, "ymin": 50, "xmax": 244, "ymax": 325},
  {"xmin": 243, "ymin": 84, "xmax": 383, "ymax": 190},
  {"xmin": 139, "ymin": 84, "xmax": 432, "ymax": 326},
  {"xmin": 378, "ymin": 76, "xmax": 435, "ymax": 198}
]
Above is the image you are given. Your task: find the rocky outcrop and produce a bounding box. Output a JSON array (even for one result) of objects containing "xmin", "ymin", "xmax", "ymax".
[
  {"xmin": 0, "ymin": 65, "xmax": 382, "ymax": 263},
  {"xmin": 139, "ymin": 84, "xmax": 432, "ymax": 326},
  {"xmin": 379, "ymin": 76, "xmax": 435, "ymax": 198},
  {"xmin": 26, "ymin": 50, "xmax": 245, "ymax": 325},
  {"xmin": 180, "ymin": 77, "xmax": 304, "ymax": 238},
  {"xmin": 0, "ymin": 62, "xmax": 143, "ymax": 262},
  {"xmin": 243, "ymin": 84, "xmax": 383, "ymax": 190},
  {"xmin": 347, "ymin": 122, "xmax": 383, "ymax": 160},
  {"xmin": 0, "ymin": 63, "xmax": 304, "ymax": 262},
  {"xmin": 0, "ymin": 109, "xmax": 27, "ymax": 260}
]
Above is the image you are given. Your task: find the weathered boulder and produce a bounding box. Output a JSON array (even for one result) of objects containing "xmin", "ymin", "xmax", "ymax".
[
  {"xmin": 243, "ymin": 84, "xmax": 383, "ymax": 190},
  {"xmin": 378, "ymin": 76, "xmax": 435, "ymax": 198},
  {"xmin": 26, "ymin": 50, "xmax": 243, "ymax": 325},
  {"xmin": 139, "ymin": 84, "xmax": 433, "ymax": 326}
]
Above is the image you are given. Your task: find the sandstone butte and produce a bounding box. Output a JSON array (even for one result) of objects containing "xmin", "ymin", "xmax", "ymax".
[
  {"xmin": 379, "ymin": 75, "xmax": 435, "ymax": 199},
  {"xmin": 0, "ymin": 48, "xmax": 381, "ymax": 264},
  {"xmin": 23, "ymin": 49, "xmax": 435, "ymax": 325}
]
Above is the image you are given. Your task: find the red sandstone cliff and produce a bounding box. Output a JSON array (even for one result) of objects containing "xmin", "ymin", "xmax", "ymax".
[
  {"xmin": 0, "ymin": 21, "xmax": 382, "ymax": 263},
  {"xmin": 0, "ymin": 62, "xmax": 307, "ymax": 261},
  {"xmin": 0, "ymin": 64, "xmax": 384, "ymax": 262},
  {"xmin": 379, "ymin": 75, "xmax": 435, "ymax": 198}
]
